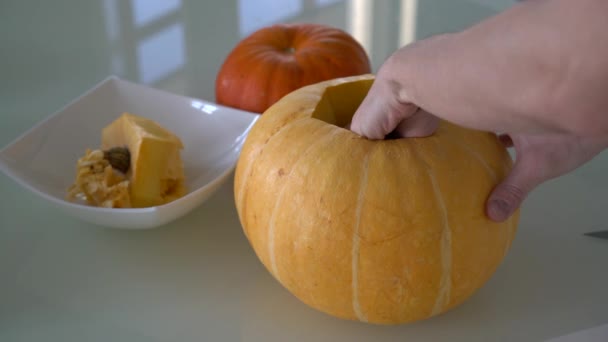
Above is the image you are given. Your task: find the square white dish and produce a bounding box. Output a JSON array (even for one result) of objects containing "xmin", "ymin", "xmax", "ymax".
[{"xmin": 0, "ymin": 76, "xmax": 258, "ymax": 229}]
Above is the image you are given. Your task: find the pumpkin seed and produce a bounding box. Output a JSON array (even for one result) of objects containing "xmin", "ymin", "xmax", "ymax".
[{"xmin": 104, "ymin": 146, "xmax": 130, "ymax": 173}]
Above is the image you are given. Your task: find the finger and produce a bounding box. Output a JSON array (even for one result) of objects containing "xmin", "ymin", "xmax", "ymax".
[
  {"xmin": 498, "ymin": 133, "xmax": 514, "ymax": 148},
  {"xmin": 350, "ymin": 80, "xmax": 419, "ymax": 140},
  {"xmin": 394, "ymin": 109, "xmax": 440, "ymax": 138},
  {"xmin": 486, "ymin": 157, "xmax": 540, "ymax": 222}
]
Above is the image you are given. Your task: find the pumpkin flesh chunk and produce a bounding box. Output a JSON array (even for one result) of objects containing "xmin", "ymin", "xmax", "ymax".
[{"xmin": 101, "ymin": 113, "xmax": 185, "ymax": 208}]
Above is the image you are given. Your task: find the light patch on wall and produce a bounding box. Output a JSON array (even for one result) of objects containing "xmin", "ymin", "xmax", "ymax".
[
  {"xmin": 238, "ymin": 0, "xmax": 302, "ymax": 36},
  {"xmin": 110, "ymin": 52, "xmax": 126, "ymax": 75},
  {"xmin": 102, "ymin": 0, "xmax": 121, "ymax": 42},
  {"xmin": 315, "ymin": 0, "xmax": 342, "ymax": 6},
  {"xmin": 136, "ymin": 23, "xmax": 185, "ymax": 84},
  {"xmin": 348, "ymin": 0, "xmax": 372, "ymax": 53},
  {"xmin": 131, "ymin": 0, "xmax": 181, "ymax": 27},
  {"xmin": 399, "ymin": 0, "xmax": 418, "ymax": 46}
]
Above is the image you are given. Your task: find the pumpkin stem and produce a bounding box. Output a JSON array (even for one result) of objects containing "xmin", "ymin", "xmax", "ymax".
[{"xmin": 284, "ymin": 47, "xmax": 296, "ymax": 54}]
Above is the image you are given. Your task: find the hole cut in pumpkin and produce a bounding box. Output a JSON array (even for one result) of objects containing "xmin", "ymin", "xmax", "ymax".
[{"xmin": 311, "ymin": 78, "xmax": 374, "ymax": 129}]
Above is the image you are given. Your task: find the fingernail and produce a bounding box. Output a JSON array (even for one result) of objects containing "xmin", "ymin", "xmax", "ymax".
[{"xmin": 488, "ymin": 199, "xmax": 512, "ymax": 222}]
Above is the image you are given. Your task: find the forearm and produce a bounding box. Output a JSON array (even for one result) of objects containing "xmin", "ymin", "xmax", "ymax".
[{"xmin": 389, "ymin": 0, "xmax": 608, "ymax": 138}]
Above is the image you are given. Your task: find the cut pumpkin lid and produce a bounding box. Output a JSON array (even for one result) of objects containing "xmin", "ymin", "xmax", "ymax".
[{"xmin": 120, "ymin": 112, "xmax": 184, "ymax": 148}]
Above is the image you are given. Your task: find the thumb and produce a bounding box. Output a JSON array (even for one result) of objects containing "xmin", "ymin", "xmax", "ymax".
[
  {"xmin": 394, "ymin": 109, "xmax": 440, "ymax": 138},
  {"xmin": 486, "ymin": 158, "xmax": 540, "ymax": 222},
  {"xmin": 350, "ymin": 80, "xmax": 419, "ymax": 140}
]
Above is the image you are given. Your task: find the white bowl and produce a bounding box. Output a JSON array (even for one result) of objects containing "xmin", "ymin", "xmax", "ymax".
[{"xmin": 0, "ymin": 76, "xmax": 258, "ymax": 229}]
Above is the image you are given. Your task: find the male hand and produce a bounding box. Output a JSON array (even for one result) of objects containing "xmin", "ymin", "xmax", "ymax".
[{"xmin": 351, "ymin": 0, "xmax": 608, "ymax": 221}]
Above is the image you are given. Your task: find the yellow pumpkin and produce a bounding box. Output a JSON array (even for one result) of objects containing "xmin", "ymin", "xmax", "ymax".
[{"xmin": 234, "ymin": 74, "xmax": 519, "ymax": 325}]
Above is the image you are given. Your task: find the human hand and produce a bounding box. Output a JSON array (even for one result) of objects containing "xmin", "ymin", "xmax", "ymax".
[
  {"xmin": 486, "ymin": 132, "xmax": 606, "ymax": 221},
  {"xmin": 351, "ymin": 0, "xmax": 608, "ymax": 221},
  {"xmin": 352, "ymin": 84, "xmax": 607, "ymax": 221},
  {"xmin": 352, "ymin": 83, "xmax": 607, "ymax": 221}
]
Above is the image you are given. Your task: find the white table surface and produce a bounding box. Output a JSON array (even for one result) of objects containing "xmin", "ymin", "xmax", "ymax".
[{"xmin": 1, "ymin": 1, "xmax": 607, "ymax": 341}]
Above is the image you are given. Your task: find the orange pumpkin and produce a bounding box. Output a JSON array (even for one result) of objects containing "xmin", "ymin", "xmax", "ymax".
[
  {"xmin": 234, "ymin": 74, "xmax": 519, "ymax": 325},
  {"xmin": 215, "ymin": 23, "xmax": 371, "ymax": 113}
]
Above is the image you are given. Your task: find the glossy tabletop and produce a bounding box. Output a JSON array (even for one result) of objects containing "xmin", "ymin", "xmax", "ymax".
[{"xmin": 1, "ymin": 1, "xmax": 607, "ymax": 341}]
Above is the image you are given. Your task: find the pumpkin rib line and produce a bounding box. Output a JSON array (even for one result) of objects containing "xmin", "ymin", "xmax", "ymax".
[
  {"xmin": 267, "ymin": 127, "xmax": 341, "ymax": 279},
  {"xmin": 238, "ymin": 116, "xmax": 310, "ymax": 238},
  {"xmin": 428, "ymin": 170, "xmax": 453, "ymax": 316},
  {"xmin": 503, "ymin": 215, "xmax": 517, "ymax": 259},
  {"xmin": 451, "ymin": 140, "xmax": 497, "ymax": 181},
  {"xmin": 235, "ymin": 117, "xmax": 305, "ymax": 212},
  {"xmin": 351, "ymin": 146, "xmax": 372, "ymax": 323},
  {"xmin": 451, "ymin": 139, "xmax": 517, "ymax": 262},
  {"xmin": 410, "ymin": 142, "xmax": 453, "ymax": 316}
]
